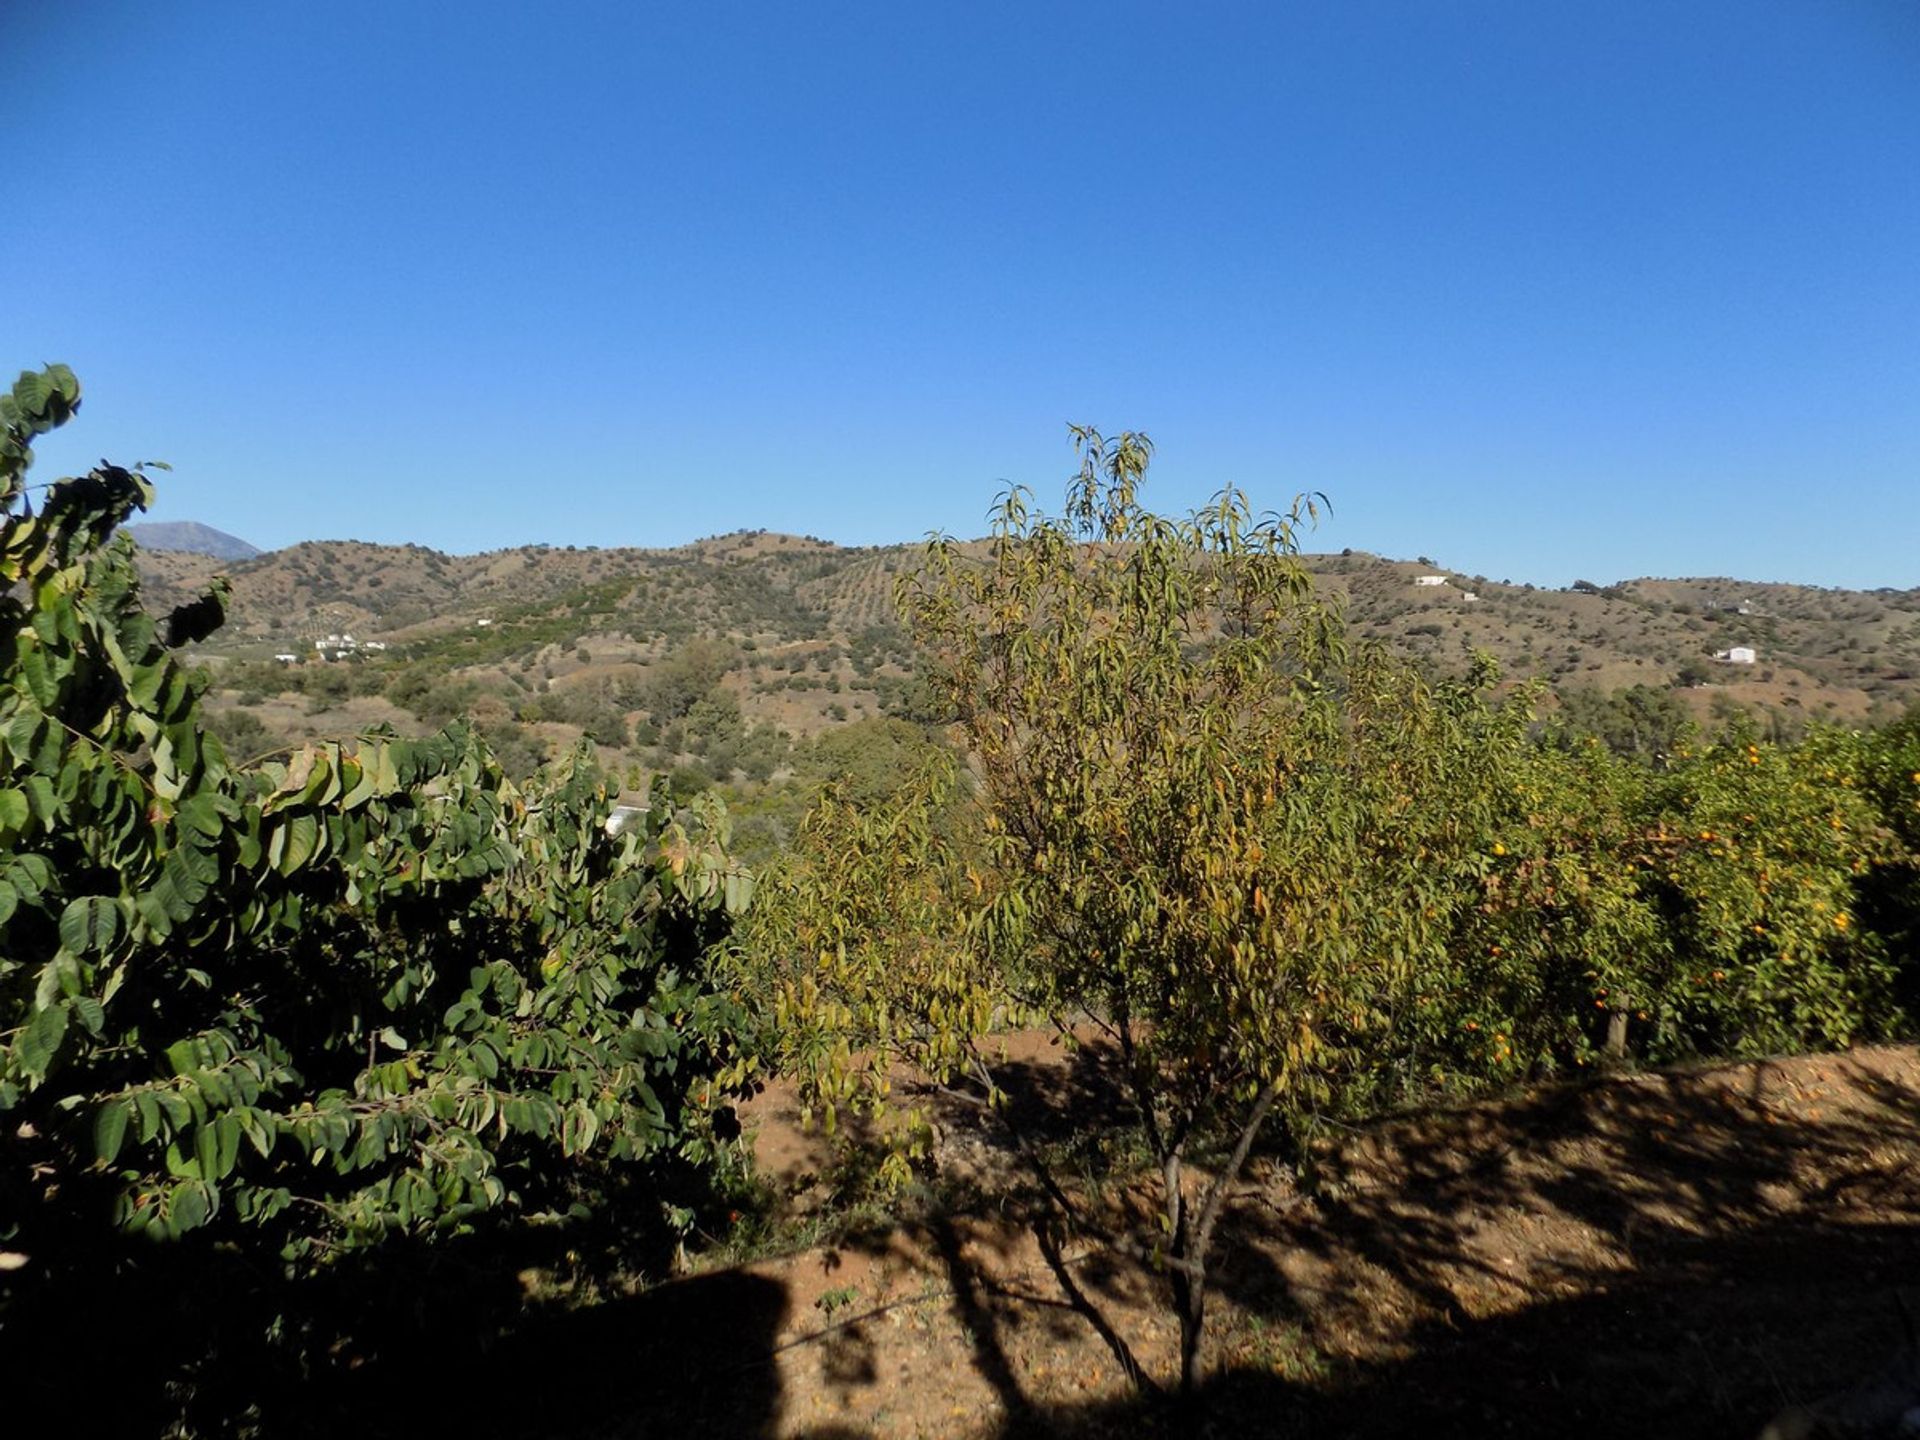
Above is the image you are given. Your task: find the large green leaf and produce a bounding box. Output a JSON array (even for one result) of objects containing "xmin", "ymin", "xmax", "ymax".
[
  {"xmin": 58, "ymin": 895, "xmax": 122, "ymax": 955},
  {"xmin": 94, "ymin": 1098, "xmax": 131, "ymax": 1165},
  {"xmin": 273, "ymin": 812, "xmax": 320, "ymax": 875},
  {"xmin": 16, "ymin": 1001, "xmax": 68, "ymax": 1079}
]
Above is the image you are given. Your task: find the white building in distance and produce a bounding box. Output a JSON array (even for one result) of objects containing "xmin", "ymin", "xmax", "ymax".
[
  {"xmin": 1414, "ymin": 574, "xmax": 1448, "ymax": 587},
  {"xmin": 1715, "ymin": 646, "xmax": 1757, "ymax": 665},
  {"xmin": 313, "ymin": 633, "xmax": 364, "ymax": 661}
]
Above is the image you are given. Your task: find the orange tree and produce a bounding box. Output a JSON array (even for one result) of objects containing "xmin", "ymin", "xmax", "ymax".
[
  {"xmin": 1328, "ymin": 683, "xmax": 1644, "ymax": 1092},
  {"xmin": 1434, "ymin": 721, "xmax": 1911, "ymax": 1077},
  {"xmin": 740, "ymin": 429, "xmax": 1536, "ymax": 1392},
  {"xmin": 1857, "ymin": 707, "xmax": 1920, "ymax": 1010},
  {"xmin": 1629, "ymin": 727, "xmax": 1902, "ymax": 1056},
  {"xmin": 0, "ymin": 367, "xmax": 753, "ymax": 1427}
]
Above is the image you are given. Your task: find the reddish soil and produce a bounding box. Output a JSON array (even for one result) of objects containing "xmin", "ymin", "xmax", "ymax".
[{"xmin": 491, "ymin": 1041, "xmax": 1920, "ymax": 1439}]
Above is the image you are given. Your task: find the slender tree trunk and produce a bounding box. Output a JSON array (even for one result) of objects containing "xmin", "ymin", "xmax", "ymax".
[
  {"xmin": 1165, "ymin": 1078, "xmax": 1282, "ymax": 1397},
  {"xmin": 1175, "ymin": 1255, "xmax": 1207, "ymax": 1394},
  {"xmin": 1606, "ymin": 1009, "xmax": 1628, "ymax": 1058},
  {"xmin": 1162, "ymin": 1149, "xmax": 1199, "ymax": 1395}
]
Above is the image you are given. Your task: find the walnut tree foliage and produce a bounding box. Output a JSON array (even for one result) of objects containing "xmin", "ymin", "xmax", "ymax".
[{"xmin": 0, "ymin": 367, "xmax": 753, "ymax": 1409}]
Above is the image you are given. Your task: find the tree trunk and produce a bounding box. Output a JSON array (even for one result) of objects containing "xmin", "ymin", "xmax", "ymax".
[
  {"xmin": 1165, "ymin": 1078, "xmax": 1281, "ymax": 1396},
  {"xmin": 1162, "ymin": 1150, "xmax": 1203, "ymax": 1395},
  {"xmin": 1175, "ymin": 1255, "xmax": 1207, "ymax": 1394},
  {"xmin": 1606, "ymin": 1009, "xmax": 1628, "ymax": 1058}
]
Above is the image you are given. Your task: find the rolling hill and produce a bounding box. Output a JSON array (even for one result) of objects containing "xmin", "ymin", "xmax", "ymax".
[
  {"xmin": 137, "ymin": 533, "xmax": 1920, "ymax": 804},
  {"xmin": 126, "ymin": 521, "xmax": 262, "ymax": 561}
]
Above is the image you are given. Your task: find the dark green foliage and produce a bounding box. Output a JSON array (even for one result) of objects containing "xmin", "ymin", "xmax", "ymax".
[
  {"xmin": 0, "ymin": 368, "xmax": 755, "ymax": 1428},
  {"xmin": 644, "ymin": 636, "xmax": 738, "ymax": 720},
  {"xmin": 799, "ymin": 716, "xmax": 948, "ymax": 808},
  {"xmin": 1552, "ymin": 683, "xmax": 1694, "ymax": 760},
  {"xmin": 515, "ymin": 673, "xmax": 633, "ymax": 745},
  {"xmin": 476, "ymin": 716, "xmax": 550, "ymax": 779},
  {"xmin": 203, "ymin": 704, "xmax": 280, "ymax": 760}
]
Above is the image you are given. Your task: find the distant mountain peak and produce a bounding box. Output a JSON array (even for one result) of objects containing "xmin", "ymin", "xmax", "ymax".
[{"xmin": 125, "ymin": 521, "xmax": 262, "ymax": 562}]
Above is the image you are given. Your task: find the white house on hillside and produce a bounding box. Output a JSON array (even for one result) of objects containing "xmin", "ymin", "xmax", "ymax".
[
  {"xmin": 1715, "ymin": 646, "xmax": 1757, "ymax": 665},
  {"xmin": 1414, "ymin": 574, "xmax": 1448, "ymax": 587},
  {"xmin": 314, "ymin": 633, "xmax": 362, "ymax": 661}
]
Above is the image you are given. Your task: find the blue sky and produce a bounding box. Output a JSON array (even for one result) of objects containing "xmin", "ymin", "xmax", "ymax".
[{"xmin": 6, "ymin": 2, "xmax": 1917, "ymax": 586}]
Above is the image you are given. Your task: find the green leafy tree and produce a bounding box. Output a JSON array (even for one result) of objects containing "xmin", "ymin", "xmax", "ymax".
[
  {"xmin": 745, "ymin": 429, "xmax": 1519, "ymax": 1391},
  {"xmin": 644, "ymin": 637, "xmax": 737, "ymax": 721},
  {"xmin": 1634, "ymin": 728, "xmax": 1901, "ymax": 1054},
  {"xmin": 798, "ymin": 716, "xmax": 948, "ymax": 807},
  {"xmin": 1440, "ymin": 721, "xmax": 1910, "ymax": 1073},
  {"xmin": 1553, "ymin": 683, "xmax": 1694, "ymax": 760},
  {"xmin": 0, "ymin": 367, "xmax": 753, "ymax": 1423}
]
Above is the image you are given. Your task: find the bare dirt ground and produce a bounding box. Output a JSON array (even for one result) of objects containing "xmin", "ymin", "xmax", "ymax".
[{"xmin": 441, "ymin": 1040, "xmax": 1920, "ymax": 1440}]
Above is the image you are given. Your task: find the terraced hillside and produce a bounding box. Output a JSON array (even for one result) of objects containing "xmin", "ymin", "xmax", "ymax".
[
  {"xmin": 142, "ymin": 536, "xmax": 1920, "ymax": 704},
  {"xmin": 135, "ymin": 533, "xmax": 1920, "ymax": 833}
]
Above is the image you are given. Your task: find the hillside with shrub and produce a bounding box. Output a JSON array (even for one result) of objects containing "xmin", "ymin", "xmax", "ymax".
[
  {"xmin": 8, "ymin": 370, "xmax": 1920, "ymax": 1436},
  {"xmin": 137, "ymin": 523, "xmax": 1920, "ymax": 817},
  {"xmin": 138, "ymin": 531, "xmax": 1920, "ymax": 716}
]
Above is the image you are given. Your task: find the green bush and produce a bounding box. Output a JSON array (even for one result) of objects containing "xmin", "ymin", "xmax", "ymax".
[{"xmin": 0, "ymin": 368, "xmax": 755, "ymax": 1428}]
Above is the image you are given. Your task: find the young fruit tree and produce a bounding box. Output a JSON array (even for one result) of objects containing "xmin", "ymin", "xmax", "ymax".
[{"xmin": 743, "ymin": 427, "xmax": 1516, "ymax": 1392}]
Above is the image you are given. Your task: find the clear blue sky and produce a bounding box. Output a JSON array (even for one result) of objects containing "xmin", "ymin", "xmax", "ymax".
[{"xmin": 7, "ymin": 2, "xmax": 1917, "ymax": 586}]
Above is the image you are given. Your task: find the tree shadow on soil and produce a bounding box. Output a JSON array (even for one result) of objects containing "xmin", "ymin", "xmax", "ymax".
[
  {"xmin": 35, "ymin": 1052, "xmax": 1912, "ymax": 1438},
  {"xmin": 904, "ymin": 1215, "xmax": 1920, "ymax": 1440},
  {"xmin": 772, "ymin": 1051, "xmax": 1920, "ymax": 1439},
  {"xmin": 2, "ymin": 1161, "xmax": 801, "ymax": 1439},
  {"xmin": 366, "ymin": 1268, "xmax": 812, "ymax": 1439}
]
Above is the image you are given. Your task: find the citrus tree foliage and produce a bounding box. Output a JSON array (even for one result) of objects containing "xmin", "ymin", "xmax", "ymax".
[
  {"xmin": 1424, "ymin": 732, "xmax": 1662, "ymax": 1081},
  {"xmin": 1442, "ymin": 726, "xmax": 1907, "ymax": 1077},
  {"xmin": 1857, "ymin": 708, "xmax": 1920, "ymax": 997},
  {"xmin": 1630, "ymin": 729, "xmax": 1899, "ymax": 1053},
  {"xmin": 0, "ymin": 367, "xmax": 752, "ymax": 1300}
]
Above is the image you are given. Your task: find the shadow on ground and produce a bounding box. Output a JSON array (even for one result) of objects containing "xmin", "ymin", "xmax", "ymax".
[
  {"xmin": 19, "ymin": 1050, "xmax": 1914, "ymax": 1438},
  {"xmin": 394, "ymin": 1051, "xmax": 1920, "ymax": 1438},
  {"xmin": 768, "ymin": 1049, "xmax": 1920, "ymax": 1439}
]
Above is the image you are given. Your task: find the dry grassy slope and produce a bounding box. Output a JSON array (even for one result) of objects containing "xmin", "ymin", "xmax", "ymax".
[
  {"xmin": 1318, "ymin": 552, "xmax": 1920, "ymax": 721},
  {"xmin": 136, "ymin": 532, "xmax": 858, "ymax": 642},
  {"xmin": 137, "ymin": 536, "xmax": 1920, "ymax": 726}
]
